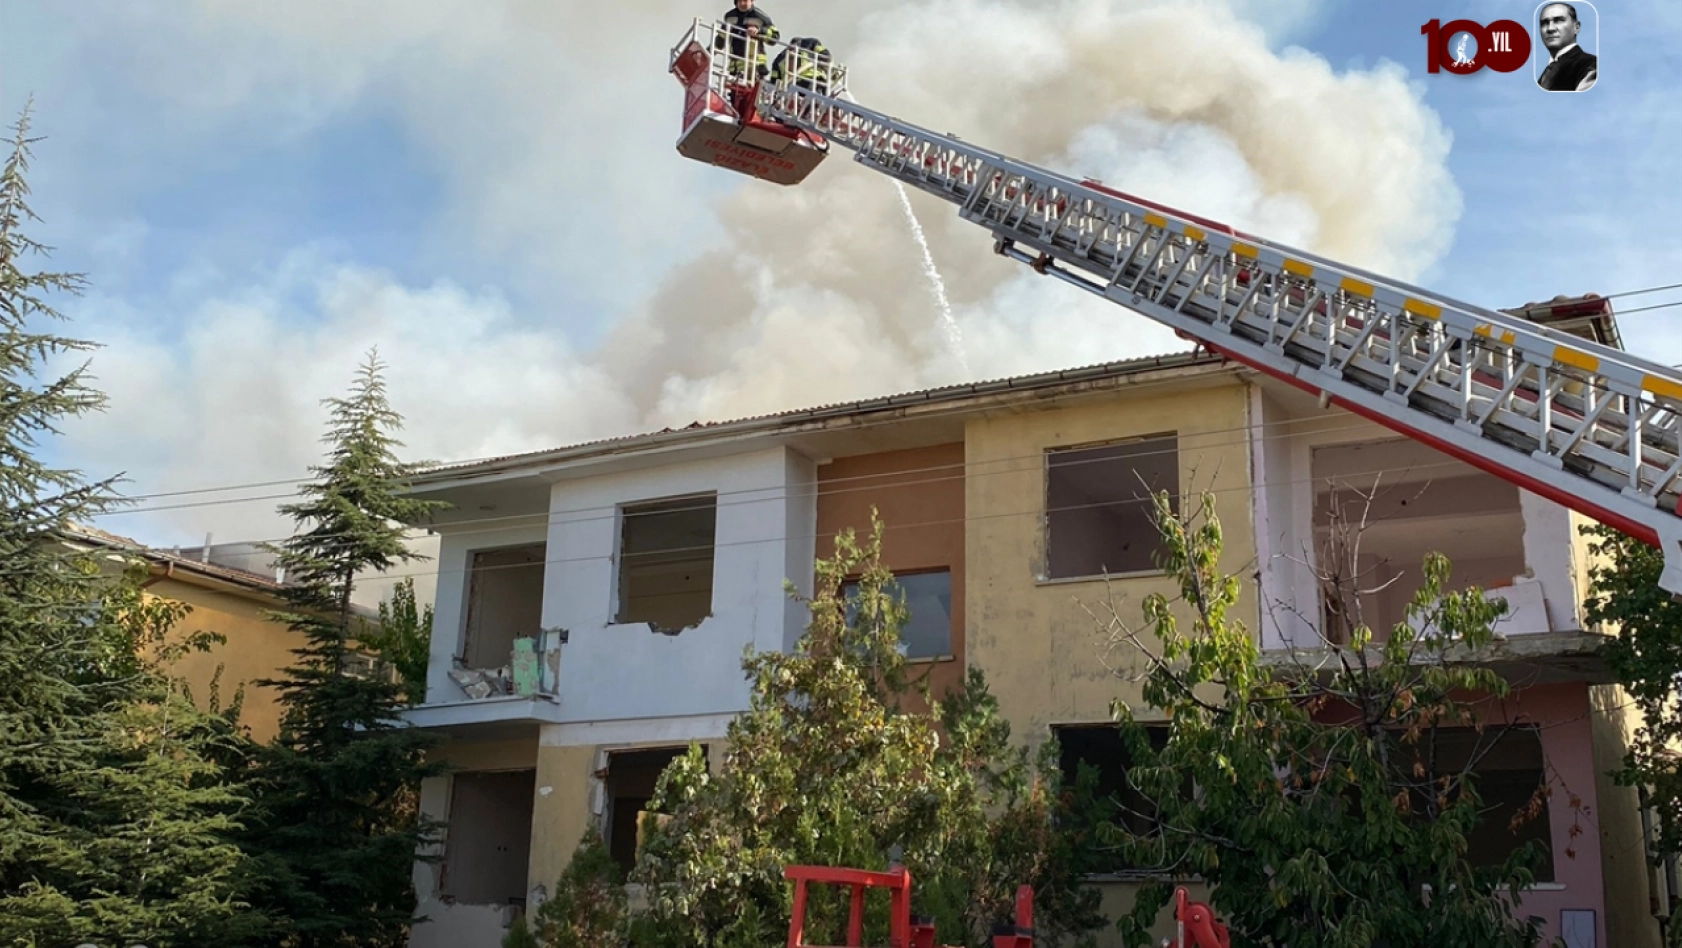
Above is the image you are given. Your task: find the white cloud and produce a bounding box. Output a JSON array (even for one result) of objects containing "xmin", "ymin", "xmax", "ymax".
[{"xmin": 32, "ymin": 0, "xmax": 1461, "ymax": 575}]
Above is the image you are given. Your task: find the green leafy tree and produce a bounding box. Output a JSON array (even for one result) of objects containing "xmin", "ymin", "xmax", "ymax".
[
  {"xmin": 529, "ymin": 827, "xmax": 630, "ymax": 948},
  {"xmin": 0, "ymin": 103, "xmax": 259, "ymax": 945},
  {"xmin": 1581, "ymin": 521, "xmax": 1682, "ymax": 943},
  {"xmin": 360, "ymin": 577, "xmax": 433, "ymax": 703},
  {"xmin": 1096, "ymin": 490, "xmax": 1559, "ymax": 948},
  {"xmin": 240, "ymin": 352, "xmax": 450, "ymax": 947},
  {"xmin": 500, "ymin": 917, "xmax": 540, "ymax": 948},
  {"xmin": 632, "ymin": 514, "xmax": 1105, "ymax": 947}
]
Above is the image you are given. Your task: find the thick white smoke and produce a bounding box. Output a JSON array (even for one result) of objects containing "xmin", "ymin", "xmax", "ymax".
[
  {"xmin": 45, "ymin": 0, "xmax": 1458, "ymax": 547},
  {"xmin": 589, "ymin": 0, "xmax": 1459, "ymax": 423}
]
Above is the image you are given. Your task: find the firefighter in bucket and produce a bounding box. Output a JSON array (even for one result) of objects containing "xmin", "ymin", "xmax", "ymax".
[
  {"xmin": 771, "ymin": 36, "xmax": 834, "ymax": 94},
  {"xmin": 718, "ymin": 0, "xmax": 777, "ymax": 79}
]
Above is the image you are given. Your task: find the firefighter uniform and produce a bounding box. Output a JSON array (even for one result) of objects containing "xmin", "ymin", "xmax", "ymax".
[
  {"xmin": 770, "ymin": 37, "xmax": 832, "ymax": 93},
  {"xmin": 720, "ymin": 3, "xmax": 777, "ymax": 78}
]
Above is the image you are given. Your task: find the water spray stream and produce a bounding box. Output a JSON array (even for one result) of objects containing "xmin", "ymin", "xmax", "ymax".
[
  {"xmin": 836, "ymin": 90, "xmax": 968, "ymax": 376},
  {"xmin": 891, "ymin": 180, "xmax": 969, "ymax": 376}
]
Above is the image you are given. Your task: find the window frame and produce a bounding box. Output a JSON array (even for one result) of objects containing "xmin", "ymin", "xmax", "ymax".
[
  {"xmin": 1042, "ymin": 433, "xmax": 1180, "ymax": 583},
  {"xmin": 601, "ymin": 744, "xmax": 706, "ymax": 875},
  {"xmin": 459, "ymin": 541, "xmax": 548, "ymax": 670},
  {"xmin": 838, "ymin": 566, "xmax": 956, "ymax": 662},
  {"xmin": 613, "ymin": 492, "xmax": 719, "ymax": 632},
  {"xmin": 1053, "ymin": 722, "xmax": 1189, "ymax": 881}
]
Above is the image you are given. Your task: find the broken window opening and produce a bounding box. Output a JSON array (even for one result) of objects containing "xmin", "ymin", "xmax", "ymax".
[
  {"xmin": 1045, "ymin": 435, "xmax": 1179, "ymax": 580},
  {"xmin": 1312, "ymin": 439, "xmax": 1525, "ymax": 642},
  {"xmin": 616, "ymin": 494, "xmax": 716, "ymax": 632},
  {"xmin": 461, "ymin": 543, "xmax": 546, "ymax": 674},
  {"xmin": 840, "ymin": 568, "xmax": 954, "ymax": 660},
  {"xmin": 603, "ymin": 746, "xmax": 702, "ymax": 875},
  {"xmin": 441, "ymin": 768, "xmax": 536, "ymax": 907}
]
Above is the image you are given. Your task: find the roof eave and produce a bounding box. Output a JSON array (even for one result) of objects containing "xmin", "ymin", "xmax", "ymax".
[{"xmin": 406, "ymin": 352, "xmax": 1229, "ymax": 493}]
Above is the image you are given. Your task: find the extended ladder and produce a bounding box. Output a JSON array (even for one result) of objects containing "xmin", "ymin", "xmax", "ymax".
[{"xmin": 756, "ymin": 78, "xmax": 1682, "ymax": 594}]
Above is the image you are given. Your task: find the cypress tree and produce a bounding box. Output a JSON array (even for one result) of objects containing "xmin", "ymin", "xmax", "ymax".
[{"xmin": 243, "ymin": 351, "xmax": 449, "ymax": 946}]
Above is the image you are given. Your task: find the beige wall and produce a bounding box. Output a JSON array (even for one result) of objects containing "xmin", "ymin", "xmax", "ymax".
[
  {"xmin": 965, "ymin": 381, "xmax": 1257, "ymax": 739},
  {"xmin": 1592, "ymin": 683, "xmax": 1665, "ymax": 948},
  {"xmin": 145, "ymin": 577, "xmax": 299, "ymax": 743},
  {"xmin": 529, "ymin": 743, "xmax": 599, "ymax": 892}
]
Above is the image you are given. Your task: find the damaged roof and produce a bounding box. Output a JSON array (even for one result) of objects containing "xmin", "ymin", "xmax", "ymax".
[{"xmin": 411, "ymin": 349, "xmax": 1222, "ymax": 484}]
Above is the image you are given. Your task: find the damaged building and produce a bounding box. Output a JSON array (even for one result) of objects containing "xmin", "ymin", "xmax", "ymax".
[{"xmin": 397, "ymin": 297, "xmax": 1662, "ymax": 948}]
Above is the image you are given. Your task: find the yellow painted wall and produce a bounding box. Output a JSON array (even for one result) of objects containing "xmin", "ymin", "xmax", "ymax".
[
  {"xmin": 1591, "ymin": 684, "xmax": 1665, "ymax": 948},
  {"xmin": 529, "ymin": 743, "xmax": 599, "ymax": 892},
  {"xmin": 144, "ymin": 577, "xmax": 301, "ymax": 743},
  {"xmin": 527, "ymin": 739, "xmax": 725, "ymax": 897},
  {"xmin": 964, "ymin": 380, "xmax": 1257, "ymax": 739}
]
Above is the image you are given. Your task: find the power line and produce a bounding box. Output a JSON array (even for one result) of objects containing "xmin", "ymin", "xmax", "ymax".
[
  {"xmin": 102, "ymin": 413, "xmax": 1388, "ymax": 560},
  {"xmin": 1604, "ymin": 281, "xmax": 1682, "ymax": 301},
  {"xmin": 99, "ymin": 280, "xmax": 1682, "ymax": 508},
  {"xmin": 84, "ymin": 282, "xmax": 1682, "ymax": 543},
  {"xmin": 1612, "ymin": 299, "xmax": 1682, "ymax": 317},
  {"xmin": 129, "ymin": 452, "xmax": 1480, "ymax": 588}
]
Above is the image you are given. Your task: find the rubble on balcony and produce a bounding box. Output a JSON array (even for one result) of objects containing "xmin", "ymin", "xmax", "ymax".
[{"xmin": 448, "ymin": 635, "xmax": 560, "ymax": 699}]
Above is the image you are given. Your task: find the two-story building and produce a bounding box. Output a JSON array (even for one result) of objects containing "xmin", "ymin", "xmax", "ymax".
[
  {"xmin": 60, "ymin": 524, "xmax": 304, "ymax": 742},
  {"xmin": 399, "ymin": 307, "xmax": 1662, "ymax": 948}
]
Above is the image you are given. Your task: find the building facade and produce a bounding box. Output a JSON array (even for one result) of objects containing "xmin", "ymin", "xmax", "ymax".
[
  {"xmin": 61, "ymin": 525, "xmax": 303, "ymax": 743},
  {"xmin": 400, "ymin": 352, "xmax": 1661, "ymax": 948}
]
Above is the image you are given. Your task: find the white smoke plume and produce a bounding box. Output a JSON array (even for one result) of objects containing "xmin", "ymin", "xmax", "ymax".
[
  {"xmin": 603, "ymin": 0, "xmax": 1459, "ymax": 425},
  {"xmin": 38, "ymin": 0, "xmax": 1458, "ymax": 547}
]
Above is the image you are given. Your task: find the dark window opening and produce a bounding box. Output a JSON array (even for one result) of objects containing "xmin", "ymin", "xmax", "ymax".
[
  {"xmin": 1401, "ymin": 726, "xmax": 1554, "ymax": 881},
  {"xmin": 604, "ymin": 746, "xmax": 701, "ymax": 875},
  {"xmin": 617, "ymin": 495, "xmax": 716, "ymax": 631},
  {"xmin": 1046, "ymin": 435, "xmax": 1178, "ymax": 579},
  {"xmin": 441, "ymin": 769, "xmax": 536, "ymax": 907},
  {"xmin": 840, "ymin": 569, "xmax": 954, "ymax": 659},
  {"xmin": 1055, "ymin": 724, "xmax": 1179, "ymax": 873},
  {"xmin": 462, "ymin": 544, "xmax": 546, "ymax": 670}
]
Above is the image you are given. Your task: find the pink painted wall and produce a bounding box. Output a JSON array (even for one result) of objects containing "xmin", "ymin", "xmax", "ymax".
[{"xmin": 1488, "ymin": 683, "xmax": 1607, "ymax": 948}]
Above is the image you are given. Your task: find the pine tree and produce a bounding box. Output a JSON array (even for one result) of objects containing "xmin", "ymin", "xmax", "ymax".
[
  {"xmin": 0, "ymin": 101, "xmax": 258, "ymax": 945},
  {"xmin": 242, "ymin": 351, "xmax": 450, "ymax": 947}
]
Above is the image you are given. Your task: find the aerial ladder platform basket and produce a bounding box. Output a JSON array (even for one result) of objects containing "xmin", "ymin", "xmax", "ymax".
[
  {"xmin": 668, "ymin": 18, "xmax": 844, "ymax": 186},
  {"xmin": 670, "ymin": 18, "xmax": 1682, "ymax": 596}
]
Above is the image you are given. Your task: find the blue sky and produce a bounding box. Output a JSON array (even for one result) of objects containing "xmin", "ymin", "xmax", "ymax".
[{"xmin": 1, "ymin": 0, "xmax": 1679, "ymax": 549}]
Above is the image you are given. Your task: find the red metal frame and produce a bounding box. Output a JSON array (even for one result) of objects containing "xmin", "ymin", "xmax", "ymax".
[
  {"xmin": 1174, "ymin": 888, "xmax": 1231, "ymax": 948},
  {"xmin": 783, "ymin": 865, "xmax": 1035, "ymax": 948},
  {"xmin": 785, "ymin": 864, "xmax": 914, "ymax": 948}
]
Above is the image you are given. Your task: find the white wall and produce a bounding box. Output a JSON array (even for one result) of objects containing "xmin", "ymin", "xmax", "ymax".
[
  {"xmin": 1250, "ymin": 386, "xmax": 1313, "ymax": 649},
  {"xmin": 782, "ymin": 449, "xmax": 818, "ymax": 653},
  {"xmin": 1257, "ymin": 401, "xmax": 1584, "ymax": 648},
  {"xmin": 544, "ymin": 446, "xmax": 816, "ymax": 724},
  {"xmin": 1519, "ymin": 489, "xmax": 1587, "ymax": 632},
  {"xmin": 426, "ymin": 521, "xmax": 550, "ymax": 705}
]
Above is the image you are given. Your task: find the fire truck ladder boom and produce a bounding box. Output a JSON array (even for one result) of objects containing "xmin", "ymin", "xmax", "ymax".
[{"xmin": 757, "ymin": 80, "xmax": 1682, "ymax": 594}]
